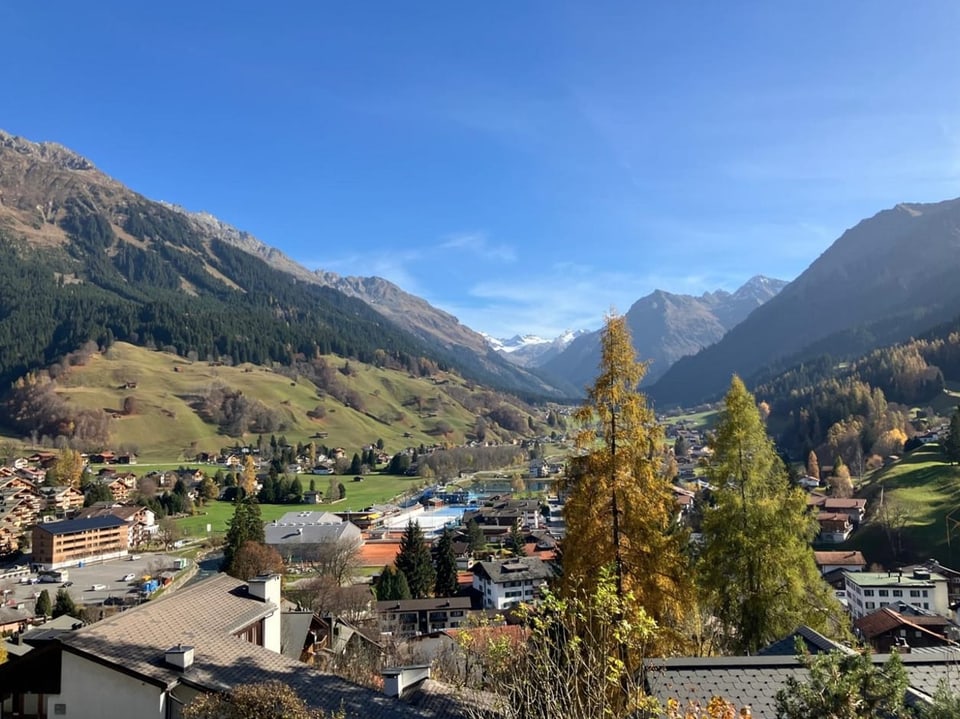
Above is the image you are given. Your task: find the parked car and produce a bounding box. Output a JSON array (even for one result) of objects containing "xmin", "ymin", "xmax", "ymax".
[
  {"xmin": 129, "ymin": 555, "xmax": 141, "ymax": 561},
  {"xmin": 122, "ymin": 573, "xmax": 136, "ymax": 582},
  {"xmin": 61, "ymin": 581, "xmax": 73, "ymax": 587},
  {"xmin": 90, "ymin": 584, "xmax": 106, "ymax": 591}
]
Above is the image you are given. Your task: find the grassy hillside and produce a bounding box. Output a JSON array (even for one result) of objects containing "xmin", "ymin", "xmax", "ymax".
[
  {"xmin": 839, "ymin": 443, "xmax": 960, "ymax": 567},
  {"xmin": 43, "ymin": 342, "xmax": 539, "ymax": 461}
]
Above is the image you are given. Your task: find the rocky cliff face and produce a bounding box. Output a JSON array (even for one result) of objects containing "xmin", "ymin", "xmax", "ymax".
[{"xmin": 541, "ymin": 276, "xmax": 786, "ymax": 393}]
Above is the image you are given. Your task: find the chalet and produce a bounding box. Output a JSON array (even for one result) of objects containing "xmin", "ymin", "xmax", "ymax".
[
  {"xmin": 816, "ymin": 512, "xmax": 853, "ymax": 543},
  {"xmin": 854, "ymin": 605, "xmax": 957, "ymax": 652},
  {"xmin": 806, "ymin": 495, "xmax": 867, "ymax": 525},
  {"xmin": 376, "ymin": 596, "xmax": 473, "ymax": 637},
  {"xmin": 472, "ymin": 556, "xmax": 554, "ymax": 610},
  {"xmin": 37, "ymin": 485, "xmax": 85, "ymax": 515},
  {"xmin": 0, "ymin": 573, "xmax": 430, "ymax": 718},
  {"xmin": 75, "ymin": 505, "xmax": 156, "ymax": 548},
  {"xmin": 814, "ymin": 550, "xmax": 866, "ymax": 575}
]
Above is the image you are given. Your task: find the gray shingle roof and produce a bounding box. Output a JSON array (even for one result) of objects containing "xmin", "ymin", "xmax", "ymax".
[
  {"xmin": 471, "ymin": 557, "xmax": 553, "ymax": 584},
  {"xmin": 58, "ymin": 573, "xmax": 428, "ymax": 718},
  {"xmin": 646, "ymin": 648, "xmax": 960, "ymax": 717}
]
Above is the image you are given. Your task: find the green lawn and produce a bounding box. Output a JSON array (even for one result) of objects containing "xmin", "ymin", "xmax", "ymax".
[
  {"xmin": 839, "ymin": 443, "xmax": 960, "ymax": 567},
  {"xmin": 176, "ymin": 474, "xmax": 426, "ymax": 537}
]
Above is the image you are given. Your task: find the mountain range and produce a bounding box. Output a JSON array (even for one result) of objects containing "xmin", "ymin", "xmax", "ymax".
[
  {"xmin": 482, "ymin": 330, "xmax": 589, "ymax": 368},
  {"xmin": 0, "ymin": 129, "xmax": 561, "ymax": 400},
  {"xmin": 5, "ymin": 127, "xmax": 960, "ymax": 415},
  {"xmin": 539, "ymin": 276, "xmax": 787, "ymax": 392},
  {"xmin": 649, "ymin": 198, "xmax": 960, "ymax": 406}
]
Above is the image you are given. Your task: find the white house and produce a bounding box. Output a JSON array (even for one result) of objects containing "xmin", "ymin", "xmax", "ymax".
[
  {"xmin": 844, "ymin": 568, "xmax": 950, "ymax": 620},
  {"xmin": 472, "ymin": 556, "xmax": 554, "ymax": 610}
]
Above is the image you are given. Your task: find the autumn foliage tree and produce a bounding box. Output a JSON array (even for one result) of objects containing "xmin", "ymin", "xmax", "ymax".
[
  {"xmin": 230, "ymin": 540, "xmax": 285, "ymax": 581},
  {"xmin": 697, "ymin": 376, "xmax": 845, "ymax": 654},
  {"xmin": 561, "ymin": 313, "xmax": 690, "ymax": 653}
]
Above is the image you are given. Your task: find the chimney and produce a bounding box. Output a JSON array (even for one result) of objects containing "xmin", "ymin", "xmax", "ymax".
[
  {"xmin": 381, "ymin": 665, "xmax": 431, "ymax": 698},
  {"xmin": 248, "ymin": 574, "xmax": 282, "ymax": 654},
  {"xmin": 165, "ymin": 643, "xmax": 195, "ymax": 670}
]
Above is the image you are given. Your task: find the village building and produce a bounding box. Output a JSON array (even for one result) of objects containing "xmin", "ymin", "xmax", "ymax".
[
  {"xmin": 31, "ymin": 515, "xmax": 129, "ymax": 570},
  {"xmin": 844, "ymin": 568, "xmax": 951, "ymax": 620}
]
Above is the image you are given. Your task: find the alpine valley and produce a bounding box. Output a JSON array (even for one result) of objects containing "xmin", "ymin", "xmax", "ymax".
[{"xmin": 4, "ymin": 127, "xmax": 960, "ymax": 456}]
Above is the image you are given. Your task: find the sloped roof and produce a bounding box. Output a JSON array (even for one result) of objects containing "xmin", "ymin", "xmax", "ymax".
[
  {"xmin": 756, "ymin": 625, "xmax": 848, "ymax": 656},
  {"xmin": 58, "ymin": 573, "xmax": 426, "ymax": 718},
  {"xmin": 472, "ymin": 556, "xmax": 554, "ymax": 584},
  {"xmin": 813, "ymin": 550, "xmax": 866, "ymax": 566},
  {"xmin": 854, "ymin": 607, "xmax": 953, "ymax": 643},
  {"xmin": 646, "ymin": 649, "xmax": 960, "ymax": 716},
  {"xmin": 265, "ymin": 521, "xmax": 360, "ymax": 545}
]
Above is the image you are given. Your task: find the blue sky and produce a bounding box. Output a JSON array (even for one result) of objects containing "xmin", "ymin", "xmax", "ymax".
[{"xmin": 4, "ymin": 2, "xmax": 960, "ymax": 338}]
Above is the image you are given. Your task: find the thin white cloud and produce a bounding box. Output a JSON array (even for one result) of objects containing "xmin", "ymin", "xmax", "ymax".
[{"xmin": 439, "ymin": 232, "xmax": 517, "ymax": 263}]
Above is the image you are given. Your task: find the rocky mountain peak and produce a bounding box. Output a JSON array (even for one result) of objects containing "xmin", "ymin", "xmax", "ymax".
[{"xmin": 0, "ymin": 129, "xmax": 96, "ymax": 172}]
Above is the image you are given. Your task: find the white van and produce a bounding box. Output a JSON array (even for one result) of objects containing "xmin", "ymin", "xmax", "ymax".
[{"xmin": 91, "ymin": 584, "xmax": 106, "ymax": 591}]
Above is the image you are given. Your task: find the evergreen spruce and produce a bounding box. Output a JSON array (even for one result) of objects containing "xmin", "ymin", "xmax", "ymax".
[
  {"xmin": 945, "ymin": 405, "xmax": 960, "ymax": 465},
  {"xmin": 505, "ymin": 523, "xmax": 526, "ymax": 557},
  {"xmin": 466, "ymin": 518, "xmax": 486, "ymax": 553},
  {"xmin": 698, "ymin": 376, "xmax": 845, "ymax": 653},
  {"xmin": 53, "ymin": 588, "xmax": 79, "ymax": 619},
  {"xmin": 395, "ymin": 520, "xmax": 435, "ymax": 599},
  {"xmin": 375, "ymin": 565, "xmax": 411, "ymax": 601},
  {"xmin": 222, "ymin": 498, "xmax": 265, "ymax": 577},
  {"xmin": 34, "ymin": 589, "xmax": 52, "ymax": 618},
  {"xmin": 434, "ymin": 529, "xmax": 459, "ymax": 597}
]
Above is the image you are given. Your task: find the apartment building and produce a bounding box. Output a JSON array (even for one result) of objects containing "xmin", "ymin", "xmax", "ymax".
[{"xmin": 32, "ymin": 515, "xmax": 128, "ymax": 570}]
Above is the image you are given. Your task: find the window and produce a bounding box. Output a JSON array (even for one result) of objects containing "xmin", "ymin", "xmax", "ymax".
[
  {"xmin": 893, "ymin": 589, "xmax": 902, "ymax": 597},
  {"xmin": 864, "ymin": 589, "xmax": 874, "ymax": 596},
  {"xmin": 878, "ymin": 589, "xmax": 888, "ymax": 597},
  {"xmin": 922, "ymin": 590, "xmax": 929, "ymax": 597},
  {"xmin": 910, "ymin": 590, "xmax": 921, "ymax": 598},
  {"xmin": 924, "ymin": 603, "xmax": 930, "ymax": 609},
  {"xmin": 865, "ymin": 601, "xmax": 875, "ymax": 609}
]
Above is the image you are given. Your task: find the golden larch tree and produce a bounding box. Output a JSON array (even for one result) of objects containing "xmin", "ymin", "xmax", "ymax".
[
  {"xmin": 240, "ymin": 455, "xmax": 258, "ymax": 497},
  {"xmin": 561, "ymin": 313, "xmax": 690, "ymax": 653}
]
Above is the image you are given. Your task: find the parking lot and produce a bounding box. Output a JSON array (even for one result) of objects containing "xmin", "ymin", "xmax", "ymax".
[{"xmin": 2, "ymin": 553, "xmax": 185, "ymax": 609}]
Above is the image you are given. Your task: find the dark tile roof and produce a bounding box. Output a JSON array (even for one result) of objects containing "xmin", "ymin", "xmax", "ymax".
[
  {"xmin": 472, "ymin": 557, "xmax": 554, "ymax": 584},
  {"xmin": 646, "ymin": 648, "xmax": 960, "ymax": 716},
  {"xmin": 58, "ymin": 573, "xmax": 428, "ymax": 718},
  {"xmin": 376, "ymin": 597, "xmax": 473, "ymax": 613},
  {"xmin": 756, "ymin": 625, "xmax": 847, "ymax": 656},
  {"xmin": 35, "ymin": 515, "xmax": 126, "ymax": 535}
]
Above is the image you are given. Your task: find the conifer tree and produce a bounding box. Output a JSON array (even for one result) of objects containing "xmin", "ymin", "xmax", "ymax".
[
  {"xmin": 35, "ymin": 588, "xmax": 52, "ymax": 618},
  {"xmin": 434, "ymin": 528, "xmax": 459, "ymax": 597},
  {"xmin": 698, "ymin": 376, "xmax": 845, "ymax": 654},
  {"xmin": 806, "ymin": 450, "xmax": 820, "ymax": 480},
  {"xmin": 53, "ymin": 588, "xmax": 79, "ymax": 619},
  {"xmin": 395, "ymin": 520, "xmax": 435, "ymax": 599},
  {"xmin": 505, "ymin": 522, "xmax": 526, "ymax": 557},
  {"xmin": 945, "ymin": 405, "xmax": 960, "ymax": 465},
  {"xmin": 375, "ymin": 565, "xmax": 411, "ymax": 601},
  {"xmin": 561, "ymin": 313, "xmax": 690, "ymax": 652},
  {"xmin": 222, "ymin": 498, "xmax": 265, "ymax": 577},
  {"xmin": 466, "ymin": 518, "xmax": 486, "ymax": 554}
]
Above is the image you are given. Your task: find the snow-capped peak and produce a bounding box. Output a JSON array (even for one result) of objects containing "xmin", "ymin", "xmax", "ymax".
[{"xmin": 483, "ymin": 329, "xmax": 589, "ymax": 367}]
